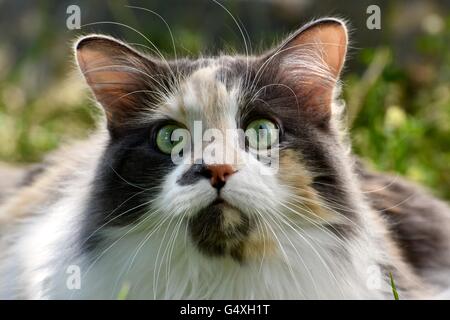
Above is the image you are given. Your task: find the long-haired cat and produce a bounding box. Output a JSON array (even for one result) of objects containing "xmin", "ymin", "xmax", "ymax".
[{"xmin": 1, "ymin": 18, "xmax": 450, "ymax": 299}]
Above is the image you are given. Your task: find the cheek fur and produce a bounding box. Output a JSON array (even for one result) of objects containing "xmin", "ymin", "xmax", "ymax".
[
  {"xmin": 154, "ymin": 164, "xmax": 217, "ymax": 217},
  {"xmin": 277, "ymin": 149, "xmax": 335, "ymax": 222}
]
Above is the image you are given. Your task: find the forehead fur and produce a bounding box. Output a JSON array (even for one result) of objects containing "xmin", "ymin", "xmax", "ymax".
[{"xmin": 157, "ymin": 60, "xmax": 243, "ymax": 130}]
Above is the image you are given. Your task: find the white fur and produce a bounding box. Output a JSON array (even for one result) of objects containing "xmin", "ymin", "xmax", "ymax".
[
  {"xmin": 0, "ymin": 64, "xmax": 394, "ymax": 300},
  {"xmin": 0, "ymin": 196, "xmax": 392, "ymax": 299}
]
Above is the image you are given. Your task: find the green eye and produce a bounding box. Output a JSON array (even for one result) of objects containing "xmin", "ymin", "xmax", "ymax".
[
  {"xmin": 156, "ymin": 124, "xmax": 184, "ymax": 154},
  {"xmin": 245, "ymin": 119, "xmax": 278, "ymax": 150}
]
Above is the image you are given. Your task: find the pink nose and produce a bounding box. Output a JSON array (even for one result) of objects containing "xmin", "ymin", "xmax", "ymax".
[{"xmin": 205, "ymin": 164, "xmax": 236, "ymax": 190}]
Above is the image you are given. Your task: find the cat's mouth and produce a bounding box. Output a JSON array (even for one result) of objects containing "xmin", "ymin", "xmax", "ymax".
[
  {"xmin": 211, "ymin": 197, "xmax": 225, "ymax": 205},
  {"xmin": 188, "ymin": 197, "xmax": 251, "ymax": 260}
]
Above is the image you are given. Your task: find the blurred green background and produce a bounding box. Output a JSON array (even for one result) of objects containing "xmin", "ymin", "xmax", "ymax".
[{"xmin": 0, "ymin": 0, "xmax": 449, "ymax": 199}]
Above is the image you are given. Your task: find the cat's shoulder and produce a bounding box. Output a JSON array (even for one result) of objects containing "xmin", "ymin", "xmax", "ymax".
[{"xmin": 357, "ymin": 160, "xmax": 450, "ymax": 292}]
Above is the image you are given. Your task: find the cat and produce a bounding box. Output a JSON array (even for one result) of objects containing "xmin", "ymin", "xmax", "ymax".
[{"xmin": 1, "ymin": 17, "xmax": 450, "ymax": 299}]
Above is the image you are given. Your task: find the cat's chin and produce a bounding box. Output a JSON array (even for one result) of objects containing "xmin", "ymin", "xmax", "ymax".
[{"xmin": 188, "ymin": 198, "xmax": 251, "ymax": 261}]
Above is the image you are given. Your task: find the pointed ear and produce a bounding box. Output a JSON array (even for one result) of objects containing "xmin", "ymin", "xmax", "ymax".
[
  {"xmin": 75, "ymin": 35, "xmax": 167, "ymax": 134},
  {"xmin": 263, "ymin": 18, "xmax": 348, "ymax": 123}
]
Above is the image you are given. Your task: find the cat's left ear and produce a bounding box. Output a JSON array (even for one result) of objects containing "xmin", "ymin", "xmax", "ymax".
[{"xmin": 262, "ymin": 18, "xmax": 348, "ymax": 123}]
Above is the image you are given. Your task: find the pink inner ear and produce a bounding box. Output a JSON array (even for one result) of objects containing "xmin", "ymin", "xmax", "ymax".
[
  {"xmin": 289, "ymin": 22, "xmax": 348, "ymax": 79},
  {"xmin": 76, "ymin": 40, "xmax": 148, "ymax": 125},
  {"xmin": 311, "ymin": 24, "xmax": 347, "ymax": 77},
  {"xmin": 272, "ymin": 20, "xmax": 348, "ymax": 122},
  {"xmin": 77, "ymin": 47, "xmax": 139, "ymax": 105}
]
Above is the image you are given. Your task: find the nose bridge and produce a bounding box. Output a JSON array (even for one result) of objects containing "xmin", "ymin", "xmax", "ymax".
[
  {"xmin": 201, "ymin": 116, "xmax": 246, "ymax": 168},
  {"xmin": 183, "ymin": 67, "xmax": 243, "ymax": 169}
]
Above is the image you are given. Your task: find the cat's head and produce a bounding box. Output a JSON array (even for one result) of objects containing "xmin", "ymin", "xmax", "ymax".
[{"xmin": 75, "ymin": 18, "xmax": 354, "ymax": 261}]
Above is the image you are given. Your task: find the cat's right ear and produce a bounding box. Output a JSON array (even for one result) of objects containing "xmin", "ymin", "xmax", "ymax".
[
  {"xmin": 259, "ymin": 18, "xmax": 348, "ymax": 124},
  {"xmin": 75, "ymin": 35, "xmax": 166, "ymax": 134}
]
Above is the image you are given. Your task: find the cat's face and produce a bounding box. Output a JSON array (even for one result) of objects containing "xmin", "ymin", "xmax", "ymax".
[{"xmin": 76, "ymin": 18, "xmax": 351, "ymax": 261}]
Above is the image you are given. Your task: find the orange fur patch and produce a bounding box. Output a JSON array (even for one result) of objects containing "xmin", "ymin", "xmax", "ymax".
[{"xmin": 277, "ymin": 149, "xmax": 335, "ymax": 222}]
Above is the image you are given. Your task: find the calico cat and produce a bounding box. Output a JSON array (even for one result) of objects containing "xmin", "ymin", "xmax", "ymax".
[{"xmin": 1, "ymin": 17, "xmax": 450, "ymax": 299}]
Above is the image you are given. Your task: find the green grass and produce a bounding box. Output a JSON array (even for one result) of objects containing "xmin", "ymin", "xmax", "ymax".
[
  {"xmin": 389, "ymin": 273, "xmax": 400, "ymax": 300},
  {"xmin": 345, "ymin": 19, "xmax": 450, "ymax": 200},
  {"xmin": 117, "ymin": 282, "xmax": 131, "ymax": 300}
]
